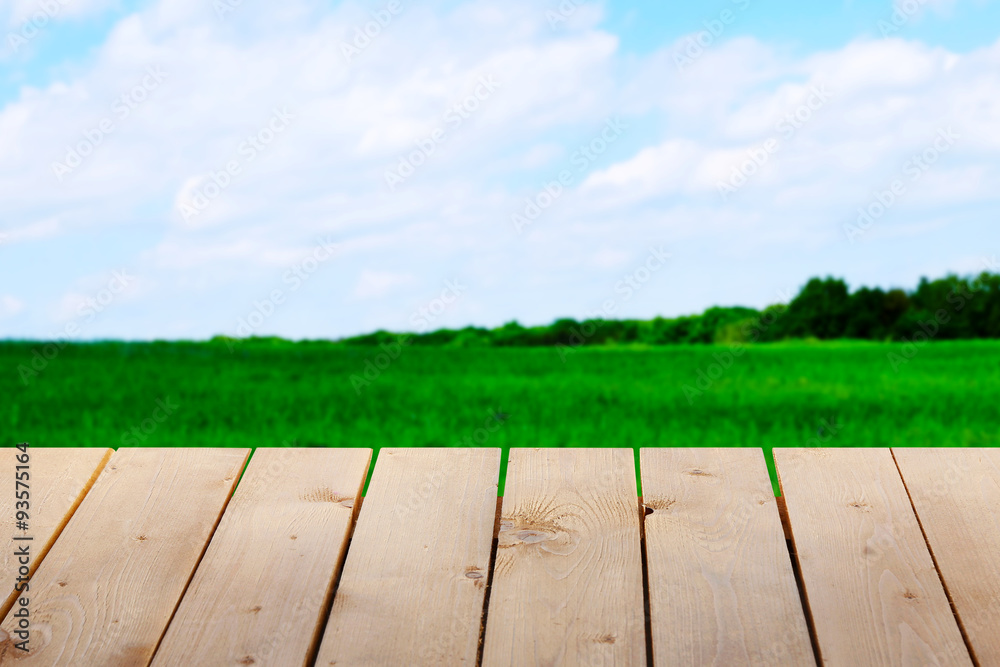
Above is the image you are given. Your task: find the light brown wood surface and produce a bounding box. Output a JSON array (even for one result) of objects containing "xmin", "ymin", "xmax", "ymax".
[
  {"xmin": 315, "ymin": 448, "xmax": 500, "ymax": 666},
  {"xmin": 893, "ymin": 447, "xmax": 1000, "ymax": 665},
  {"xmin": 481, "ymin": 448, "xmax": 646, "ymax": 667},
  {"xmin": 5, "ymin": 445, "xmax": 998, "ymax": 666},
  {"xmin": 641, "ymin": 448, "xmax": 814, "ymax": 666},
  {"xmin": 0, "ymin": 448, "xmax": 111, "ymax": 620},
  {"xmin": 152, "ymin": 448, "xmax": 371, "ymax": 667},
  {"xmin": 775, "ymin": 448, "xmax": 972, "ymax": 667},
  {"xmin": 0, "ymin": 448, "xmax": 249, "ymax": 665}
]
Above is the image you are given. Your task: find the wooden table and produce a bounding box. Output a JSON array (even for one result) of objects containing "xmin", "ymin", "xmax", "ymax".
[{"xmin": 0, "ymin": 447, "xmax": 997, "ymax": 666}]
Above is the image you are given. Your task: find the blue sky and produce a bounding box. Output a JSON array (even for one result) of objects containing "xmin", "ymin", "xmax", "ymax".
[
  {"xmin": 1, "ymin": 0, "xmax": 998, "ymax": 340},
  {"xmin": 606, "ymin": 0, "xmax": 1000, "ymax": 55}
]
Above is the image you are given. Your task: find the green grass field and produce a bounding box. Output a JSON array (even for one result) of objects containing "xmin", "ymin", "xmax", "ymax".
[{"xmin": 3, "ymin": 340, "xmax": 998, "ymax": 493}]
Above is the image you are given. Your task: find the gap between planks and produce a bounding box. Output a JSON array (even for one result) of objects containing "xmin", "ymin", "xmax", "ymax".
[
  {"xmin": 146, "ymin": 454, "xmax": 248, "ymax": 662},
  {"xmin": 890, "ymin": 450, "xmax": 980, "ymax": 667},
  {"xmin": 298, "ymin": 493, "xmax": 367, "ymax": 667},
  {"xmin": 775, "ymin": 448, "xmax": 974, "ymax": 667},
  {"xmin": 317, "ymin": 448, "xmax": 500, "ymax": 666},
  {"xmin": 473, "ymin": 492, "xmax": 800, "ymax": 667},
  {"xmin": 638, "ymin": 496, "xmax": 655, "ymax": 667},
  {"xmin": 474, "ymin": 496, "xmax": 503, "ymax": 667},
  {"xmin": 0, "ymin": 448, "xmax": 112, "ymax": 622},
  {"xmin": 774, "ymin": 493, "xmax": 824, "ymax": 664}
]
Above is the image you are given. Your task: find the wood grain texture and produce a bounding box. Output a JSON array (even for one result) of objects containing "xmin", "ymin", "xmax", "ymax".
[
  {"xmin": 152, "ymin": 448, "xmax": 371, "ymax": 667},
  {"xmin": 641, "ymin": 448, "xmax": 814, "ymax": 666},
  {"xmin": 0, "ymin": 448, "xmax": 111, "ymax": 619},
  {"xmin": 893, "ymin": 447, "xmax": 1000, "ymax": 665},
  {"xmin": 315, "ymin": 448, "xmax": 500, "ymax": 667},
  {"xmin": 774, "ymin": 448, "xmax": 972, "ymax": 667},
  {"xmin": 481, "ymin": 448, "xmax": 646, "ymax": 667},
  {"xmin": 0, "ymin": 447, "xmax": 249, "ymax": 665}
]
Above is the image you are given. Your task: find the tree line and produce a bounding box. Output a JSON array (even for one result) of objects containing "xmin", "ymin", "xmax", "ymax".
[{"xmin": 335, "ymin": 271, "xmax": 1000, "ymax": 347}]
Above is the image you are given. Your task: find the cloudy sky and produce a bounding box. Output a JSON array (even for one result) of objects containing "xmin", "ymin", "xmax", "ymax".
[{"xmin": 1, "ymin": 0, "xmax": 998, "ymax": 340}]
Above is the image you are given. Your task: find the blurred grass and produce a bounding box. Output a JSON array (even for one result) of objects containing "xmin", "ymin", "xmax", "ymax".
[{"xmin": 2, "ymin": 339, "xmax": 998, "ymax": 494}]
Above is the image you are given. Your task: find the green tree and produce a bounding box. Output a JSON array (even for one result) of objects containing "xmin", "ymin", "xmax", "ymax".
[{"xmin": 775, "ymin": 278, "xmax": 850, "ymax": 339}]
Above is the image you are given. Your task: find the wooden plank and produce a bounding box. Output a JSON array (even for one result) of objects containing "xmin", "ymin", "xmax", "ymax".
[
  {"xmin": 893, "ymin": 447, "xmax": 1000, "ymax": 665},
  {"xmin": 481, "ymin": 448, "xmax": 646, "ymax": 666},
  {"xmin": 0, "ymin": 448, "xmax": 111, "ymax": 619},
  {"xmin": 774, "ymin": 448, "xmax": 973, "ymax": 667},
  {"xmin": 641, "ymin": 448, "xmax": 814, "ymax": 666},
  {"xmin": 152, "ymin": 448, "xmax": 371, "ymax": 667},
  {"xmin": 315, "ymin": 448, "xmax": 500, "ymax": 666},
  {"xmin": 0, "ymin": 447, "xmax": 249, "ymax": 665}
]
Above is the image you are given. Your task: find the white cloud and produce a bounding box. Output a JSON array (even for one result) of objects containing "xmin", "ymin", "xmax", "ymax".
[
  {"xmin": 519, "ymin": 142, "xmax": 563, "ymax": 169},
  {"xmin": 582, "ymin": 139, "xmax": 713, "ymax": 199},
  {"xmin": 3, "ymin": 0, "xmax": 118, "ymax": 28},
  {"xmin": 1, "ymin": 217, "xmax": 60, "ymax": 243},
  {"xmin": 0, "ymin": 295, "xmax": 24, "ymax": 318},
  {"xmin": 892, "ymin": 0, "xmax": 958, "ymax": 20},
  {"xmin": 1, "ymin": 0, "xmax": 999, "ymax": 338},
  {"xmin": 352, "ymin": 270, "xmax": 414, "ymax": 300}
]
